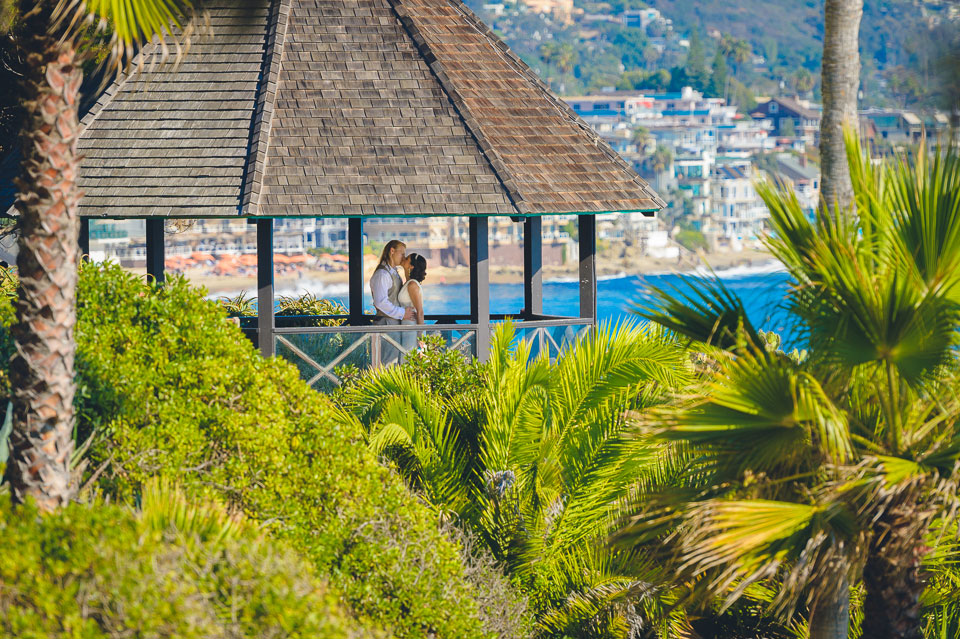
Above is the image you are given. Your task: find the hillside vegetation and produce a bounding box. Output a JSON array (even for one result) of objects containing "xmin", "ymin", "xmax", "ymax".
[{"xmin": 0, "ymin": 263, "xmax": 506, "ymax": 639}]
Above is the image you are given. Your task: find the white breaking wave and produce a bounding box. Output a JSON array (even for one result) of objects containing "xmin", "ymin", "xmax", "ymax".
[
  {"xmin": 691, "ymin": 260, "xmax": 787, "ymax": 279},
  {"xmin": 207, "ymin": 280, "xmax": 351, "ymax": 301}
]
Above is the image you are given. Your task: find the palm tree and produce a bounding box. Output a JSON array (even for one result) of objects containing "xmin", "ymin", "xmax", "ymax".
[
  {"xmin": 631, "ymin": 126, "xmax": 651, "ymax": 152},
  {"xmin": 791, "ymin": 69, "xmax": 816, "ymax": 97},
  {"xmin": 617, "ymin": 136, "xmax": 960, "ymax": 639},
  {"xmin": 820, "ymin": 0, "xmax": 864, "ymax": 210},
  {"xmin": 5, "ymin": 0, "xmax": 197, "ymax": 510},
  {"xmin": 336, "ymin": 322, "xmax": 693, "ymax": 637},
  {"xmin": 648, "ymin": 145, "xmax": 673, "ymax": 175},
  {"xmin": 719, "ymin": 34, "xmax": 751, "ymax": 79}
]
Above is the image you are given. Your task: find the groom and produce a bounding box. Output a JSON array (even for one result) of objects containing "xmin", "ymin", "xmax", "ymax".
[{"xmin": 370, "ymin": 239, "xmax": 415, "ymax": 365}]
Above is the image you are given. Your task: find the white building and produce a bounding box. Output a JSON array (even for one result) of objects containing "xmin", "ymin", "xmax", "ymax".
[
  {"xmin": 717, "ymin": 121, "xmax": 774, "ymax": 154},
  {"xmin": 711, "ymin": 161, "xmax": 768, "ymax": 239},
  {"xmin": 674, "ymin": 152, "xmax": 713, "ymax": 216},
  {"xmin": 621, "ymin": 7, "xmax": 661, "ymax": 29}
]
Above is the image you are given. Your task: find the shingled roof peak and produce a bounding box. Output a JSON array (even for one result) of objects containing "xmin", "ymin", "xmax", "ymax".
[{"xmin": 4, "ymin": 0, "xmax": 663, "ymax": 219}]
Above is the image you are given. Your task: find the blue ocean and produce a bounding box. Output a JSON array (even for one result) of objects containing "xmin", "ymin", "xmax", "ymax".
[
  {"xmin": 266, "ymin": 263, "xmax": 796, "ymax": 337},
  {"xmin": 395, "ymin": 264, "xmax": 796, "ymax": 335}
]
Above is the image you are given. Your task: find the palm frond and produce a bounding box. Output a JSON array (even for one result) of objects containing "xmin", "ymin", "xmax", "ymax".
[
  {"xmin": 660, "ymin": 347, "xmax": 851, "ymax": 477},
  {"xmin": 887, "ymin": 140, "xmax": 960, "ymax": 302},
  {"xmin": 138, "ymin": 476, "xmax": 248, "ymax": 546},
  {"xmin": 53, "ymin": 0, "xmax": 204, "ymax": 76},
  {"xmin": 633, "ymin": 273, "xmax": 761, "ymax": 351},
  {"xmin": 673, "ymin": 498, "xmax": 860, "ymax": 617}
]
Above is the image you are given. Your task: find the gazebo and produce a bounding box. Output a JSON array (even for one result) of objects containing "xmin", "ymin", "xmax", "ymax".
[{"xmin": 4, "ymin": 0, "xmax": 663, "ymax": 385}]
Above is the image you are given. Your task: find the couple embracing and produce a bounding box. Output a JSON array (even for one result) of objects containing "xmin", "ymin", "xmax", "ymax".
[{"xmin": 370, "ymin": 239, "xmax": 428, "ymax": 361}]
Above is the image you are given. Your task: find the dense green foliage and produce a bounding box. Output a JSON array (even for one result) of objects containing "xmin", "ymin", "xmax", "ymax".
[
  {"xmin": 0, "ymin": 480, "xmax": 368, "ymax": 639},
  {"xmin": 336, "ymin": 333, "xmax": 485, "ymax": 402},
  {"xmin": 336, "ymin": 322, "xmax": 695, "ymax": 637},
  {"xmin": 0, "ymin": 262, "xmax": 491, "ymax": 639},
  {"xmin": 623, "ymin": 137, "xmax": 960, "ymax": 637}
]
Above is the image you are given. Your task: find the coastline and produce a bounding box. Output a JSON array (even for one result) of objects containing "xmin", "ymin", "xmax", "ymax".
[{"xmin": 181, "ymin": 248, "xmax": 780, "ymax": 297}]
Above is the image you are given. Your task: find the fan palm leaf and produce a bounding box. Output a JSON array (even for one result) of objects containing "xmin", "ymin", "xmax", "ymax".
[
  {"xmin": 337, "ymin": 321, "xmax": 695, "ymax": 636},
  {"xmin": 622, "ymin": 133, "xmax": 960, "ymax": 638}
]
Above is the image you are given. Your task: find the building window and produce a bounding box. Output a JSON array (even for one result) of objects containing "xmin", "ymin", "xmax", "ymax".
[{"xmin": 769, "ymin": 102, "xmax": 778, "ymax": 113}]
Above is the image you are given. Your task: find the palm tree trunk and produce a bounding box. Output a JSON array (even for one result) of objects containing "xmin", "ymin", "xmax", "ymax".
[
  {"xmin": 861, "ymin": 505, "xmax": 928, "ymax": 639},
  {"xmin": 4, "ymin": 1, "xmax": 81, "ymax": 511},
  {"xmin": 808, "ymin": 575, "xmax": 849, "ymax": 639},
  {"xmin": 819, "ymin": 0, "xmax": 863, "ymax": 212}
]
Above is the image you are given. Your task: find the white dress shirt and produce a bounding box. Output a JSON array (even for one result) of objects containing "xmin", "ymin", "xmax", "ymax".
[{"xmin": 370, "ymin": 266, "xmax": 404, "ymax": 320}]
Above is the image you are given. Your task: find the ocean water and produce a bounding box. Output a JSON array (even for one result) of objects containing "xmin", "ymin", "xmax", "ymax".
[
  {"xmin": 265, "ymin": 261, "xmax": 796, "ymax": 337},
  {"xmin": 380, "ymin": 262, "xmax": 796, "ymax": 335}
]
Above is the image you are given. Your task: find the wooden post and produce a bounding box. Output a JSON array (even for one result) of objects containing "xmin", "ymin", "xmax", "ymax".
[
  {"xmin": 145, "ymin": 218, "xmax": 165, "ymax": 284},
  {"xmin": 257, "ymin": 218, "xmax": 275, "ymax": 357},
  {"xmin": 578, "ymin": 214, "xmax": 597, "ymax": 322},
  {"xmin": 523, "ymin": 216, "xmax": 543, "ymax": 319},
  {"xmin": 348, "ymin": 217, "xmax": 364, "ymax": 325},
  {"xmin": 78, "ymin": 217, "xmax": 89, "ymax": 261},
  {"xmin": 470, "ymin": 216, "xmax": 490, "ymax": 361}
]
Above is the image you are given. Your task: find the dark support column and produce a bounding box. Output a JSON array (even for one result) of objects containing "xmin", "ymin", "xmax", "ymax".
[
  {"xmin": 469, "ymin": 216, "xmax": 490, "ymax": 362},
  {"xmin": 78, "ymin": 217, "xmax": 89, "ymax": 261},
  {"xmin": 257, "ymin": 218, "xmax": 275, "ymax": 357},
  {"xmin": 523, "ymin": 216, "xmax": 542, "ymax": 319},
  {"xmin": 145, "ymin": 218, "xmax": 165, "ymax": 284},
  {"xmin": 348, "ymin": 217, "xmax": 364, "ymax": 325},
  {"xmin": 578, "ymin": 214, "xmax": 597, "ymax": 322}
]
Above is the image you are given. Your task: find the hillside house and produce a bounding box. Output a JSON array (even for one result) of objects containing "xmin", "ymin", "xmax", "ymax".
[
  {"xmin": 711, "ymin": 161, "xmax": 768, "ymax": 239},
  {"xmin": 751, "ymin": 97, "xmax": 821, "ymax": 146},
  {"xmin": 774, "ymin": 155, "xmax": 820, "ymax": 218}
]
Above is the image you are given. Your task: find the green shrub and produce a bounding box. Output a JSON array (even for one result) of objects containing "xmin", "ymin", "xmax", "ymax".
[
  {"xmin": 334, "ymin": 333, "xmax": 484, "ymax": 404},
  {"xmin": 0, "ymin": 479, "xmax": 368, "ymax": 639},
  {"xmin": 0, "ymin": 262, "xmax": 490, "ymax": 639},
  {"xmin": 674, "ymin": 228, "xmax": 708, "ymax": 252},
  {"xmin": 276, "ymin": 291, "xmax": 347, "ymax": 325},
  {"xmin": 216, "ymin": 290, "xmax": 256, "ymax": 316}
]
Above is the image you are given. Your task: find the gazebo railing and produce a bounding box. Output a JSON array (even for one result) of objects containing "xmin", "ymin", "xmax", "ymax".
[
  {"xmin": 269, "ymin": 317, "xmax": 592, "ymax": 391},
  {"xmin": 501, "ymin": 318, "xmax": 592, "ymax": 360},
  {"xmin": 274, "ymin": 322, "xmax": 478, "ymax": 391}
]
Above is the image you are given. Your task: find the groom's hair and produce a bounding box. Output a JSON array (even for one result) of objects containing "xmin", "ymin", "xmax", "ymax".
[{"xmin": 377, "ymin": 240, "xmax": 405, "ymax": 268}]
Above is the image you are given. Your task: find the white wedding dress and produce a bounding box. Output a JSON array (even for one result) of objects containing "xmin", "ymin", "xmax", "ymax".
[{"xmin": 397, "ymin": 280, "xmax": 421, "ymax": 353}]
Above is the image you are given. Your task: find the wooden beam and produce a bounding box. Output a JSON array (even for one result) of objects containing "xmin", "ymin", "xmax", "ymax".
[
  {"xmin": 523, "ymin": 216, "xmax": 542, "ymax": 318},
  {"xmin": 145, "ymin": 218, "xmax": 164, "ymax": 284},
  {"xmin": 348, "ymin": 217, "xmax": 364, "ymax": 325},
  {"xmin": 257, "ymin": 219, "xmax": 275, "ymax": 357},
  {"xmin": 469, "ymin": 216, "xmax": 490, "ymax": 362},
  {"xmin": 78, "ymin": 218, "xmax": 89, "ymax": 261},
  {"xmin": 578, "ymin": 214, "xmax": 596, "ymax": 322}
]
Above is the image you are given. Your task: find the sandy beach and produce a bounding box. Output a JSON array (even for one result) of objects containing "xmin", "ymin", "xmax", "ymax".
[{"xmin": 179, "ymin": 247, "xmax": 777, "ymax": 297}]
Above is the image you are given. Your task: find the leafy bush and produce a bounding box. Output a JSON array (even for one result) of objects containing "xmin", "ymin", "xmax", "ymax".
[
  {"xmin": 674, "ymin": 228, "xmax": 708, "ymax": 252},
  {"xmin": 334, "ymin": 333, "xmax": 484, "ymax": 404},
  {"xmin": 276, "ymin": 291, "xmax": 346, "ymax": 325},
  {"xmin": 0, "ymin": 262, "xmax": 490, "ymax": 639},
  {"xmin": 216, "ymin": 290, "xmax": 255, "ymax": 316},
  {"xmin": 0, "ymin": 479, "xmax": 369, "ymax": 639}
]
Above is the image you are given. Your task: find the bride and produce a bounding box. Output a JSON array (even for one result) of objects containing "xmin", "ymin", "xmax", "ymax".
[{"xmin": 398, "ymin": 253, "xmax": 427, "ymax": 355}]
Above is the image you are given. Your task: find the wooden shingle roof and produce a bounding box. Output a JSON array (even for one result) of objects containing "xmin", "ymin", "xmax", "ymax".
[
  {"xmin": 5, "ymin": 0, "xmax": 664, "ymax": 218},
  {"xmin": 76, "ymin": 2, "xmax": 271, "ymax": 217}
]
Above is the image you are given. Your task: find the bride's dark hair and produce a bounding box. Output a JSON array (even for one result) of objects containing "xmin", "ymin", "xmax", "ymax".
[{"xmin": 408, "ymin": 253, "xmax": 427, "ymax": 283}]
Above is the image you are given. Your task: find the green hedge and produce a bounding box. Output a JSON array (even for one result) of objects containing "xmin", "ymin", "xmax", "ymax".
[
  {"xmin": 0, "ymin": 480, "xmax": 367, "ymax": 639},
  {"xmin": 0, "ymin": 262, "xmax": 489, "ymax": 639}
]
